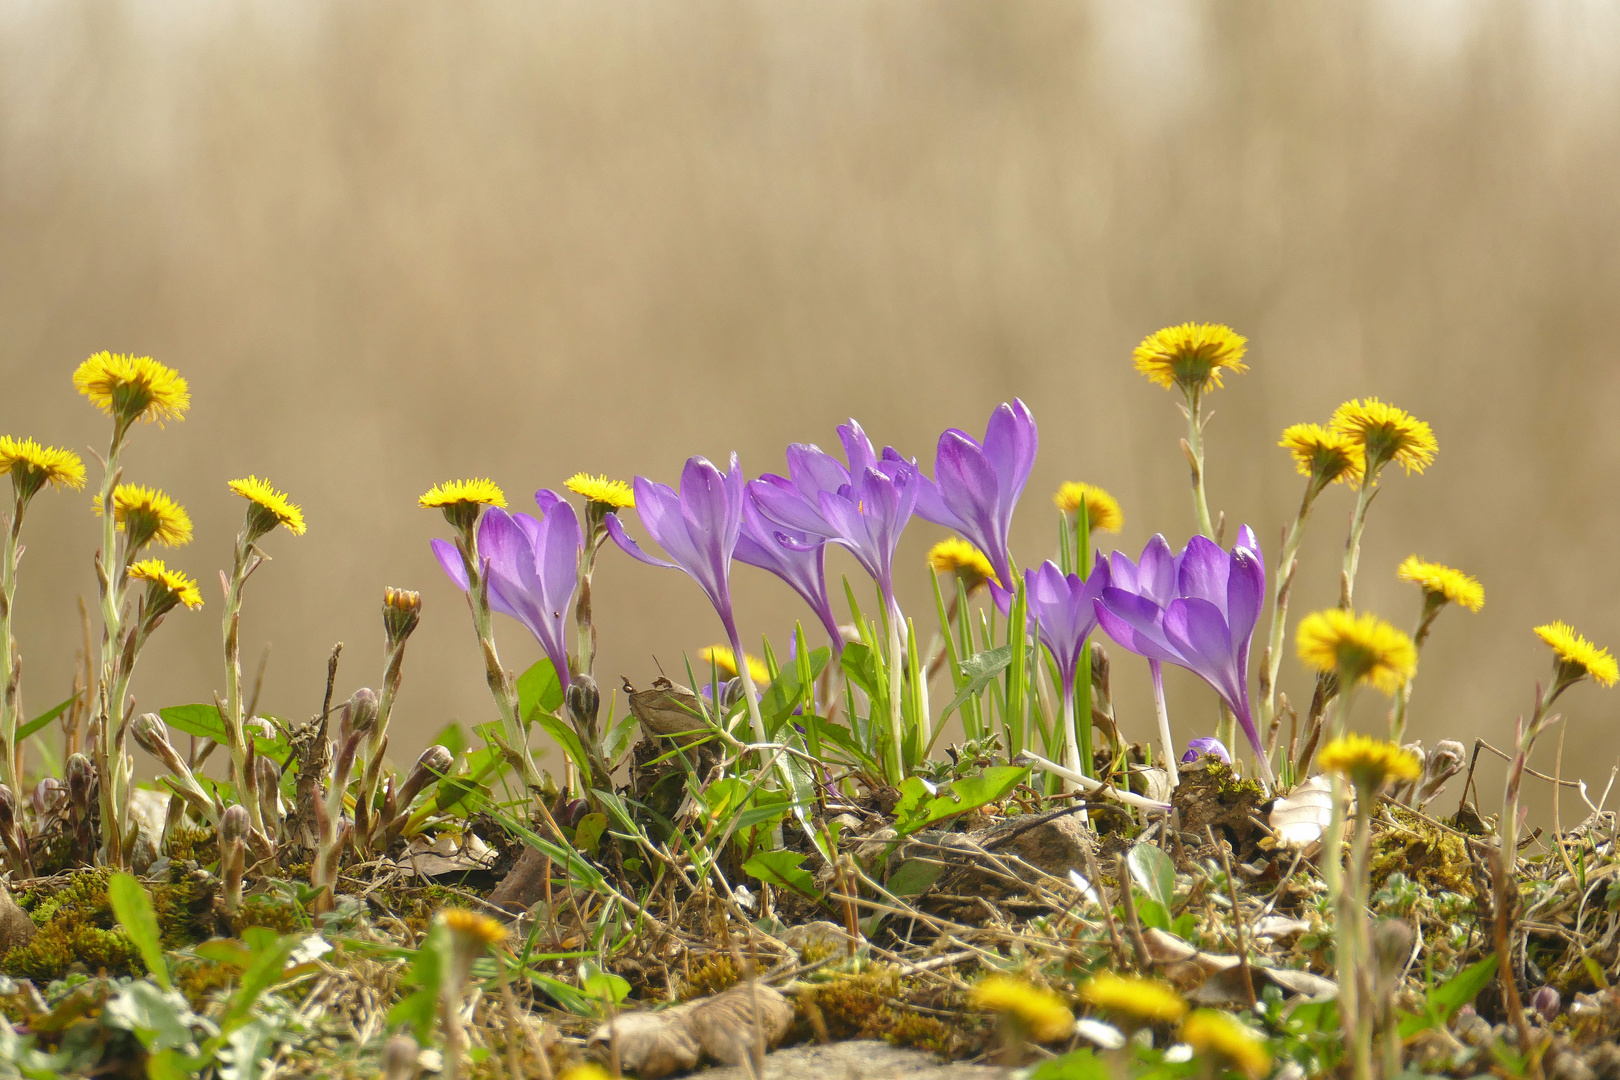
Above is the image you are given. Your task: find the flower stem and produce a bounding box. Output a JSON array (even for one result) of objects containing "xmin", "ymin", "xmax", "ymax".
[
  {"xmin": 0, "ymin": 494, "xmax": 25, "ymax": 793},
  {"xmin": 221, "ymin": 528, "xmax": 267, "ymax": 839},
  {"xmin": 1339, "ymin": 473, "xmax": 1381, "ymax": 610},
  {"xmin": 886, "ymin": 601, "xmax": 906, "ymax": 783},
  {"xmin": 1059, "ymin": 684, "xmax": 1081, "ymax": 790},
  {"xmin": 93, "ymin": 422, "xmax": 130, "ymax": 867},
  {"xmin": 458, "ymin": 529, "xmax": 544, "ymax": 792},
  {"xmin": 1184, "ymin": 389, "xmax": 1215, "ymax": 539},
  {"xmin": 1149, "ymin": 659, "xmax": 1180, "ymax": 789},
  {"xmin": 1076, "ymin": 513, "xmax": 1094, "ymax": 780},
  {"xmin": 1259, "ymin": 479, "xmax": 1317, "ymax": 739},
  {"xmin": 1343, "ymin": 781, "xmax": 1377, "ymax": 1080}
]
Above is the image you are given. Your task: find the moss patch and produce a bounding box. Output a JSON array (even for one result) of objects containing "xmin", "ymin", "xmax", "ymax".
[
  {"xmin": 2, "ymin": 869, "xmax": 216, "ymax": 983},
  {"xmin": 1369, "ymin": 806, "xmax": 1476, "ymax": 897}
]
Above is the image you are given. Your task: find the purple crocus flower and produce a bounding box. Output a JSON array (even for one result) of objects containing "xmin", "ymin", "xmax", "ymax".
[
  {"xmin": 749, "ymin": 420, "xmax": 919, "ymax": 617},
  {"xmin": 1024, "ymin": 557, "xmax": 1111, "ymax": 777},
  {"xmin": 605, "ymin": 454, "xmax": 774, "ymax": 744},
  {"xmin": 916, "ymin": 399, "xmax": 1038, "ymax": 611},
  {"xmin": 734, "ymin": 498, "xmax": 844, "ymax": 653},
  {"xmin": 1095, "ymin": 527, "xmax": 1272, "ymax": 786},
  {"xmin": 433, "ymin": 490, "xmax": 582, "ymax": 688},
  {"xmin": 1181, "ymin": 737, "xmax": 1232, "ymax": 764}
]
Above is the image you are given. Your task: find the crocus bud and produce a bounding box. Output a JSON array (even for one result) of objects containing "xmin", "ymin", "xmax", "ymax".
[
  {"xmin": 566, "ymin": 673, "xmax": 600, "ymax": 728},
  {"xmin": 1531, "ymin": 985, "xmax": 1561, "ymax": 1024},
  {"xmin": 31, "ymin": 777, "xmax": 64, "ymax": 819},
  {"xmin": 1181, "ymin": 737, "xmax": 1231, "ymax": 765},
  {"xmin": 383, "ymin": 588, "xmax": 422, "ymax": 648},
  {"xmin": 382, "ymin": 1033, "xmax": 420, "ymax": 1080},
  {"xmin": 395, "ymin": 745, "xmax": 452, "ymax": 811},
  {"xmin": 255, "ymin": 755, "xmax": 285, "ymax": 835},
  {"xmin": 340, "ymin": 688, "xmax": 380, "ymax": 738}
]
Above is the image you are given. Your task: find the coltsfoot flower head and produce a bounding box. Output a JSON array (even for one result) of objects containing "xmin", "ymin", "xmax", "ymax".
[
  {"xmin": 129, "ymin": 558, "xmax": 203, "ymax": 612},
  {"xmin": 1278, "ymin": 423, "xmax": 1364, "ymax": 489},
  {"xmin": 565, "ymin": 471, "xmax": 635, "ymax": 510},
  {"xmin": 1398, "ymin": 556, "xmax": 1484, "ymax": 613},
  {"xmin": 1296, "ymin": 609, "xmax": 1417, "ymax": 695},
  {"xmin": 697, "ymin": 645, "xmax": 768, "ymax": 685},
  {"xmin": 1077, "ymin": 972, "xmax": 1187, "ymax": 1023},
  {"xmin": 0, "ymin": 436, "xmax": 86, "ymax": 500},
  {"xmin": 927, "ymin": 537, "xmax": 998, "ymax": 591},
  {"xmin": 1317, "ymin": 733, "xmax": 1422, "ymax": 790},
  {"xmin": 383, "ymin": 587, "xmax": 422, "ymax": 645},
  {"xmin": 73, "ymin": 352, "xmax": 190, "ymax": 428},
  {"xmin": 1132, "ymin": 323, "xmax": 1248, "ymax": 396},
  {"xmin": 229, "ymin": 476, "xmax": 306, "ymax": 539},
  {"xmin": 1180, "ymin": 1009, "xmax": 1272, "ymax": 1080},
  {"xmin": 971, "ymin": 975, "xmax": 1075, "ymax": 1042},
  {"xmin": 439, "ymin": 907, "xmax": 507, "ymax": 948},
  {"xmin": 1330, "ymin": 397, "xmax": 1437, "ymax": 478},
  {"xmin": 420, "ymin": 478, "xmax": 506, "ymax": 532},
  {"xmin": 96, "ymin": 484, "xmax": 193, "ymax": 549},
  {"xmin": 1053, "ymin": 482, "xmax": 1124, "ymax": 533},
  {"xmin": 1535, "ymin": 621, "xmax": 1618, "ymax": 689}
]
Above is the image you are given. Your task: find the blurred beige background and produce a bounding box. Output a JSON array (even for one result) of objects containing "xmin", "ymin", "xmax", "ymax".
[{"xmin": 2, "ymin": 1, "xmax": 1618, "ymax": 823}]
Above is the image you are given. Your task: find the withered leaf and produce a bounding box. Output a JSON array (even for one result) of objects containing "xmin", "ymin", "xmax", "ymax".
[
  {"xmin": 588, "ymin": 1009, "xmax": 701, "ymax": 1080},
  {"xmin": 623, "ymin": 677, "xmax": 709, "ymax": 743}
]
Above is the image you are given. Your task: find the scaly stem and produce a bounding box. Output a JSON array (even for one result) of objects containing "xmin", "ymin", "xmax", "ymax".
[
  {"xmin": 221, "ymin": 531, "xmax": 265, "ymax": 837},
  {"xmin": 0, "ymin": 496, "xmax": 24, "ymax": 792},
  {"xmin": 575, "ymin": 530, "xmax": 604, "ymax": 678},
  {"xmin": 1259, "ymin": 480, "xmax": 1317, "ymax": 737},
  {"xmin": 1343, "ymin": 784, "xmax": 1376, "ymax": 1080},
  {"xmin": 93, "ymin": 421, "xmax": 130, "ymax": 867},
  {"xmin": 1149, "ymin": 660, "xmax": 1180, "ymax": 789},
  {"xmin": 1184, "ymin": 389, "xmax": 1215, "ymax": 539},
  {"xmin": 1339, "ymin": 473, "xmax": 1381, "ymax": 610},
  {"xmin": 459, "ymin": 530, "xmax": 544, "ymax": 792}
]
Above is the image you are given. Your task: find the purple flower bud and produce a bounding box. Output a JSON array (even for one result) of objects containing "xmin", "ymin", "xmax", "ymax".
[
  {"xmin": 1530, "ymin": 985, "xmax": 1560, "ymax": 1023},
  {"xmin": 1182, "ymin": 737, "xmax": 1232, "ymax": 764},
  {"xmin": 31, "ymin": 777, "xmax": 64, "ymax": 818}
]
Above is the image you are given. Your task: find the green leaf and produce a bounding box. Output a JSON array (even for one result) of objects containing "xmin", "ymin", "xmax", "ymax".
[
  {"xmin": 102, "ymin": 982, "xmax": 195, "ymax": 1051},
  {"xmin": 159, "ymin": 704, "xmax": 288, "ymax": 762},
  {"xmin": 895, "ymin": 765, "xmax": 1030, "ymax": 837},
  {"xmin": 839, "ymin": 642, "xmax": 879, "ymax": 698},
  {"xmin": 219, "ymin": 933, "xmax": 303, "ymax": 1033},
  {"xmin": 389, "ymin": 921, "xmax": 451, "ymax": 1041},
  {"xmin": 758, "ymin": 647, "xmax": 830, "ymax": 730},
  {"xmin": 742, "ymin": 850, "xmax": 823, "ymax": 903},
  {"xmin": 1398, "ymin": 955, "xmax": 1498, "ymax": 1038},
  {"xmin": 516, "ymin": 658, "xmax": 565, "ymax": 720},
  {"xmin": 218, "ymin": 1016, "xmax": 281, "ymax": 1080},
  {"xmin": 887, "ymin": 859, "xmax": 942, "ymax": 898},
  {"xmin": 528, "ymin": 972, "xmax": 598, "ymax": 1016},
  {"xmin": 572, "ymin": 813, "xmax": 608, "ymax": 855},
  {"xmin": 387, "ymin": 987, "xmax": 438, "ymax": 1043},
  {"xmin": 941, "ymin": 645, "xmax": 1013, "ymax": 719},
  {"xmin": 1127, "ymin": 843, "xmax": 1176, "ymax": 912},
  {"xmin": 16, "ymin": 693, "xmax": 79, "ymax": 741},
  {"xmin": 108, "ymin": 873, "xmax": 170, "ymax": 991},
  {"xmin": 1134, "ymin": 897, "xmax": 1171, "ymax": 932},
  {"xmin": 1030, "ymin": 1048, "xmax": 1113, "ymax": 1080},
  {"xmin": 578, "ymin": 960, "xmax": 630, "ymax": 1006}
]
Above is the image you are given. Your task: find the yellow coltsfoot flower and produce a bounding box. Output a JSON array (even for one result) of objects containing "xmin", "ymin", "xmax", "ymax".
[
  {"xmin": 1278, "ymin": 423, "xmax": 1363, "ymax": 489},
  {"xmin": 697, "ymin": 645, "xmax": 769, "ymax": 685},
  {"xmin": 1052, "ymin": 482, "xmax": 1124, "ymax": 533},
  {"xmin": 1330, "ymin": 397, "xmax": 1437, "ymax": 477},
  {"xmin": 970, "ymin": 975, "xmax": 1075, "ymax": 1042},
  {"xmin": 1398, "ymin": 556, "xmax": 1484, "ymax": 613},
  {"xmin": 420, "ymin": 478, "xmax": 506, "ymax": 532},
  {"xmin": 565, "ymin": 472, "xmax": 635, "ymax": 510},
  {"xmin": 439, "ymin": 907, "xmax": 507, "ymax": 948},
  {"xmin": 1180, "ymin": 1009, "xmax": 1272, "ymax": 1080},
  {"xmin": 1132, "ymin": 323, "xmax": 1248, "ymax": 396},
  {"xmin": 95, "ymin": 484, "xmax": 193, "ymax": 549},
  {"xmin": 927, "ymin": 537, "xmax": 998, "ymax": 591},
  {"xmin": 1534, "ymin": 621, "xmax": 1618, "ymax": 689},
  {"xmin": 73, "ymin": 352, "xmax": 190, "ymax": 428},
  {"xmin": 229, "ymin": 475, "xmax": 306, "ymax": 539},
  {"xmin": 0, "ymin": 436, "xmax": 86, "ymax": 499},
  {"xmin": 1296, "ymin": 609, "xmax": 1417, "ymax": 695},
  {"xmin": 1077, "ymin": 972, "xmax": 1187, "ymax": 1024},
  {"xmin": 1317, "ymin": 733, "xmax": 1422, "ymax": 789},
  {"xmin": 129, "ymin": 558, "xmax": 204, "ymax": 612}
]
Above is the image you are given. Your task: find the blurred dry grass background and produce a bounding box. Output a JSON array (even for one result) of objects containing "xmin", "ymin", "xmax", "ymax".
[{"xmin": 2, "ymin": 1, "xmax": 1618, "ymax": 820}]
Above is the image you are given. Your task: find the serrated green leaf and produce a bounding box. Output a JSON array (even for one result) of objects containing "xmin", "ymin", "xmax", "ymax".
[
  {"xmin": 941, "ymin": 645, "xmax": 1013, "ymax": 719},
  {"xmin": 102, "ymin": 982, "xmax": 195, "ymax": 1052},
  {"xmin": 742, "ymin": 850, "xmax": 822, "ymax": 903},
  {"xmin": 1127, "ymin": 842, "xmax": 1176, "ymax": 912}
]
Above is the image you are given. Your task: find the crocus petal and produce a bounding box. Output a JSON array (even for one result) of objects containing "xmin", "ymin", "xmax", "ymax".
[
  {"xmin": 1095, "ymin": 588, "xmax": 1182, "ymax": 664},
  {"xmin": 750, "ymin": 474, "xmax": 833, "ymax": 536},
  {"xmin": 911, "ymin": 472, "xmax": 966, "ymax": 533},
  {"xmin": 785, "ymin": 443, "xmax": 851, "ymax": 503},
  {"xmin": 1176, "ymin": 535, "xmax": 1232, "ymax": 615},
  {"xmin": 980, "ymin": 398, "xmax": 1038, "ymax": 505},
  {"xmin": 1225, "ymin": 544, "xmax": 1265, "ymax": 652},
  {"xmin": 1136, "ymin": 535, "xmax": 1178, "ymax": 605},
  {"xmin": 837, "ymin": 419, "xmax": 879, "ymax": 479},
  {"xmin": 1182, "ymin": 737, "xmax": 1231, "ymax": 764},
  {"xmin": 604, "ymin": 513, "xmax": 679, "ymax": 570},
  {"xmin": 433, "ymin": 537, "xmax": 469, "ymax": 591},
  {"xmin": 1162, "ymin": 597, "xmax": 1244, "ymax": 710}
]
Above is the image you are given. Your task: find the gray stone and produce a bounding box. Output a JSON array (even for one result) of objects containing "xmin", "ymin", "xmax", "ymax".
[{"xmin": 694, "ymin": 1041, "xmax": 1007, "ymax": 1080}]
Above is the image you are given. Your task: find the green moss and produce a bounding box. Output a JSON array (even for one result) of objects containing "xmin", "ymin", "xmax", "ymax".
[
  {"xmin": 795, "ymin": 969, "xmax": 973, "ymax": 1056},
  {"xmin": 233, "ymin": 892, "xmax": 305, "ymax": 936},
  {"xmin": 2, "ymin": 869, "xmax": 216, "ymax": 983},
  {"xmin": 679, "ymin": 954, "xmax": 741, "ymax": 1000},
  {"xmin": 1368, "ymin": 807, "xmax": 1475, "ymax": 897},
  {"xmin": 166, "ymin": 824, "xmax": 219, "ymax": 867},
  {"xmin": 1202, "ymin": 759, "xmax": 1266, "ymax": 801}
]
